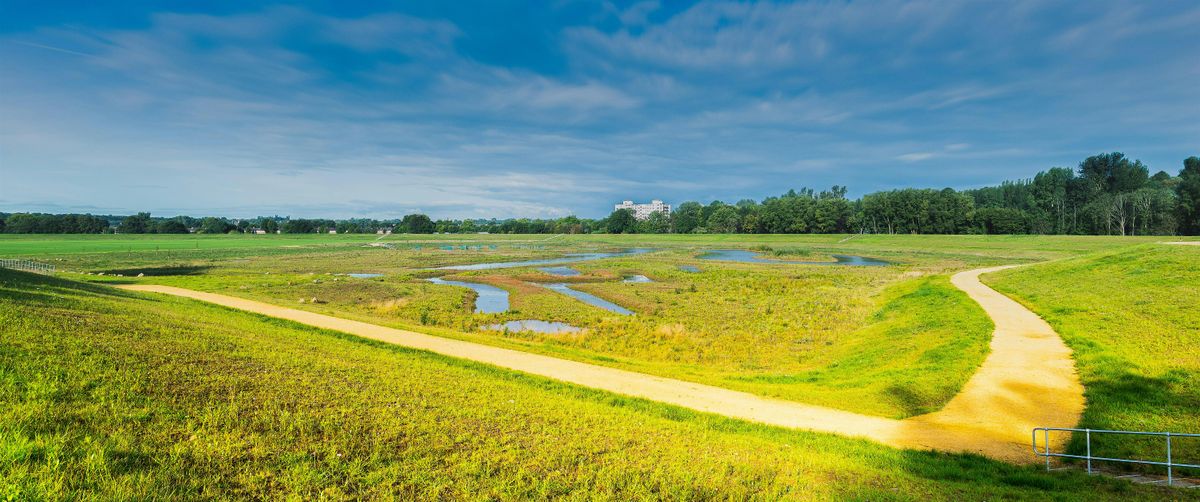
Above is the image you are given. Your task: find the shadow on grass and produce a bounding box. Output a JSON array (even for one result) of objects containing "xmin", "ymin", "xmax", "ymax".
[
  {"xmin": 1066, "ymin": 368, "xmax": 1199, "ymax": 476},
  {"xmin": 98, "ymin": 265, "xmax": 212, "ymax": 276},
  {"xmin": 0, "ymin": 268, "xmax": 146, "ymax": 301}
]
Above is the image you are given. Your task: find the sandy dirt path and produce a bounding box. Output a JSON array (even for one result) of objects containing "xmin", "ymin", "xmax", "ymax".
[{"xmin": 118, "ymin": 265, "xmax": 1084, "ymax": 463}]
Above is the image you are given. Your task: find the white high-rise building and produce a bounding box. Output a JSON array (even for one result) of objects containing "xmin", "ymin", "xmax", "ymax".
[{"xmin": 614, "ymin": 200, "xmax": 671, "ymax": 221}]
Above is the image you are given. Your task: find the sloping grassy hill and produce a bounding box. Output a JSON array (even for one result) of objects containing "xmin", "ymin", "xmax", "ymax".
[
  {"xmin": 0, "ymin": 270, "xmax": 1178, "ymax": 500},
  {"xmin": 985, "ymin": 243, "xmax": 1200, "ymax": 474}
]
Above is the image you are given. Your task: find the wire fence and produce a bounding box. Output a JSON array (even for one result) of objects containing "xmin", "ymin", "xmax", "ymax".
[{"xmin": 0, "ymin": 259, "xmax": 55, "ymax": 274}]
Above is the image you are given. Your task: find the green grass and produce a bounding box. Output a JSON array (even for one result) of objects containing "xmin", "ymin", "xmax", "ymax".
[
  {"xmin": 13, "ymin": 233, "xmax": 1180, "ymax": 420},
  {"xmin": 985, "ymin": 243, "xmax": 1200, "ymax": 473},
  {"xmin": 7, "ymin": 233, "xmax": 1198, "ymax": 479},
  {"xmin": 62, "ymin": 242, "xmax": 996, "ymax": 418},
  {"xmin": 0, "ymin": 269, "xmax": 1182, "ymax": 500}
]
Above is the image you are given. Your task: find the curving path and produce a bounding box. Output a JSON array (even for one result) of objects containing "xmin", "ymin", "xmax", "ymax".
[{"xmin": 117, "ymin": 265, "xmax": 1084, "ymax": 463}]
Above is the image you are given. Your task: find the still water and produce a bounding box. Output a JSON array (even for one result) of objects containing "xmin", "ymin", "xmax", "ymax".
[
  {"xmin": 437, "ymin": 248, "xmax": 653, "ymax": 271},
  {"xmin": 481, "ymin": 320, "xmax": 582, "ymax": 334},
  {"xmin": 698, "ymin": 250, "xmax": 889, "ymax": 266},
  {"xmin": 543, "ymin": 283, "xmax": 633, "ymax": 315},
  {"xmin": 538, "ymin": 266, "xmax": 581, "ymax": 276},
  {"xmin": 426, "ymin": 277, "xmax": 509, "ymax": 313}
]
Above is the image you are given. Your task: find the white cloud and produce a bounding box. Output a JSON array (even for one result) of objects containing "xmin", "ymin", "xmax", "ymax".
[{"xmin": 898, "ymin": 152, "xmax": 936, "ymax": 162}]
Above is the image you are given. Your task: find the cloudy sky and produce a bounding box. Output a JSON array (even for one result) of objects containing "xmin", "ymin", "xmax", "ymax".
[{"xmin": 1, "ymin": 1, "xmax": 1197, "ymax": 219}]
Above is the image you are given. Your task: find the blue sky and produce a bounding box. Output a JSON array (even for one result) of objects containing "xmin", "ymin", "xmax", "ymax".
[{"xmin": 1, "ymin": 1, "xmax": 1197, "ymax": 219}]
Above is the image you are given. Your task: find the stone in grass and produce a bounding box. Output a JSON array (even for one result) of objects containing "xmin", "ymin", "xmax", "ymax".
[{"xmin": 137, "ymin": 273, "xmax": 145, "ymax": 277}]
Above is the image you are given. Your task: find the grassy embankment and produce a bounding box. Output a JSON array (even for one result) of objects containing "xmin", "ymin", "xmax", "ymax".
[
  {"xmin": 0, "ymin": 269, "xmax": 1182, "ymax": 500},
  {"xmin": 985, "ymin": 242, "xmax": 1200, "ymax": 474}
]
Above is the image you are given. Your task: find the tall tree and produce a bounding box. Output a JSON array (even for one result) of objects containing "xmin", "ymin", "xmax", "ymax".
[
  {"xmin": 1177, "ymin": 156, "xmax": 1200, "ymax": 235},
  {"xmin": 707, "ymin": 206, "xmax": 741, "ymax": 233},
  {"xmin": 670, "ymin": 202, "xmax": 703, "ymax": 234},
  {"xmin": 117, "ymin": 212, "xmax": 152, "ymax": 234},
  {"xmin": 400, "ymin": 214, "xmax": 435, "ymax": 234},
  {"xmin": 198, "ymin": 217, "xmax": 233, "ymax": 234},
  {"xmin": 606, "ymin": 209, "xmax": 636, "ymax": 234},
  {"xmin": 156, "ymin": 219, "xmax": 189, "ymax": 234}
]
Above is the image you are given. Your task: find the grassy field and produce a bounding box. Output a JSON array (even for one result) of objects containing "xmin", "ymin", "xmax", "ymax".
[
  {"xmin": 0, "ymin": 269, "xmax": 1182, "ymax": 500},
  {"xmin": 24, "ymin": 235, "xmax": 1011, "ymax": 418},
  {"xmin": 3, "ymin": 233, "xmax": 1198, "ymax": 488},
  {"xmin": 985, "ymin": 243, "xmax": 1200, "ymax": 472}
]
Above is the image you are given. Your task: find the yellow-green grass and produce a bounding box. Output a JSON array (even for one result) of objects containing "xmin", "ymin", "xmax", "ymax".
[
  {"xmin": 8, "ymin": 234, "xmax": 1182, "ymax": 420},
  {"xmin": 0, "ymin": 270, "xmax": 1179, "ymax": 500},
  {"xmin": 985, "ymin": 244, "xmax": 1200, "ymax": 474},
  {"xmin": 71, "ymin": 244, "xmax": 993, "ymax": 419}
]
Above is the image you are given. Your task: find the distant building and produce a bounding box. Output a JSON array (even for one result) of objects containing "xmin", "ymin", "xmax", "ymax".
[{"xmin": 614, "ymin": 200, "xmax": 671, "ymax": 221}]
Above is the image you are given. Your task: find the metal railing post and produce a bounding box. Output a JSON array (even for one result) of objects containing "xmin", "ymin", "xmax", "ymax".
[
  {"xmin": 1167, "ymin": 432, "xmax": 1173, "ymax": 486},
  {"xmin": 1045, "ymin": 428, "xmax": 1051, "ymax": 471},
  {"xmin": 1086, "ymin": 429, "xmax": 1092, "ymax": 474}
]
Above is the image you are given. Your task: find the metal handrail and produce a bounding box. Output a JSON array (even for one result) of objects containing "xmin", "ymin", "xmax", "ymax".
[{"xmin": 1033, "ymin": 427, "xmax": 1200, "ymax": 486}]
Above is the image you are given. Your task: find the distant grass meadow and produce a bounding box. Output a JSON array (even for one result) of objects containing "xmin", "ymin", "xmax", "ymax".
[{"xmin": 2, "ymin": 233, "xmax": 1198, "ymax": 496}]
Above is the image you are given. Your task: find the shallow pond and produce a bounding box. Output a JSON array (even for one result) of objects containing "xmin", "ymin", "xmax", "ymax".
[
  {"xmin": 623, "ymin": 274, "xmax": 653, "ymax": 283},
  {"xmin": 437, "ymin": 248, "xmax": 653, "ymax": 271},
  {"xmin": 698, "ymin": 249, "xmax": 889, "ymax": 266},
  {"xmin": 344, "ymin": 273, "xmax": 384, "ymax": 278},
  {"xmin": 544, "ymin": 283, "xmax": 633, "ymax": 315},
  {"xmin": 481, "ymin": 320, "xmax": 582, "ymax": 334},
  {"xmin": 538, "ymin": 266, "xmax": 581, "ymax": 276},
  {"xmin": 678, "ymin": 265, "xmax": 701, "ymax": 273},
  {"xmin": 426, "ymin": 278, "xmax": 509, "ymax": 313}
]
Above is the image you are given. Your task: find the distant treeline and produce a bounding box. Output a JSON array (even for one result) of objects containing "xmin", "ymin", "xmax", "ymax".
[{"xmin": 4, "ymin": 153, "xmax": 1198, "ymax": 236}]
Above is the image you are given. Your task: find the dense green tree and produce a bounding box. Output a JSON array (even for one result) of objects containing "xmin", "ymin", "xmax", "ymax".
[
  {"xmin": 606, "ymin": 209, "xmax": 636, "ymax": 234},
  {"xmin": 117, "ymin": 212, "xmax": 152, "ymax": 234},
  {"xmin": 156, "ymin": 219, "xmax": 189, "ymax": 234},
  {"xmin": 3, "ymin": 214, "xmax": 44, "ymax": 233},
  {"xmin": 400, "ymin": 214, "xmax": 435, "ymax": 234},
  {"xmin": 281, "ymin": 219, "xmax": 316, "ymax": 234},
  {"xmin": 639, "ymin": 211, "xmax": 670, "ymax": 234},
  {"xmin": 1177, "ymin": 156, "xmax": 1200, "ymax": 235},
  {"xmin": 670, "ymin": 202, "xmax": 703, "ymax": 234},
  {"xmin": 707, "ymin": 206, "xmax": 741, "ymax": 233},
  {"xmin": 1079, "ymin": 152, "xmax": 1149, "ymax": 195},
  {"xmin": 975, "ymin": 207, "xmax": 1028, "ymax": 234},
  {"xmin": 198, "ymin": 217, "xmax": 234, "ymax": 234},
  {"xmin": 3, "ymin": 213, "xmax": 108, "ymax": 233}
]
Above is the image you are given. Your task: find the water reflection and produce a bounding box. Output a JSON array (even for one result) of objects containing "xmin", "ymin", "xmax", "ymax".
[
  {"xmin": 698, "ymin": 249, "xmax": 889, "ymax": 266},
  {"xmin": 538, "ymin": 266, "xmax": 580, "ymax": 276},
  {"xmin": 544, "ymin": 283, "xmax": 633, "ymax": 315},
  {"xmin": 481, "ymin": 320, "xmax": 582, "ymax": 334},
  {"xmin": 437, "ymin": 248, "xmax": 653, "ymax": 271},
  {"xmin": 426, "ymin": 277, "xmax": 509, "ymax": 313}
]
